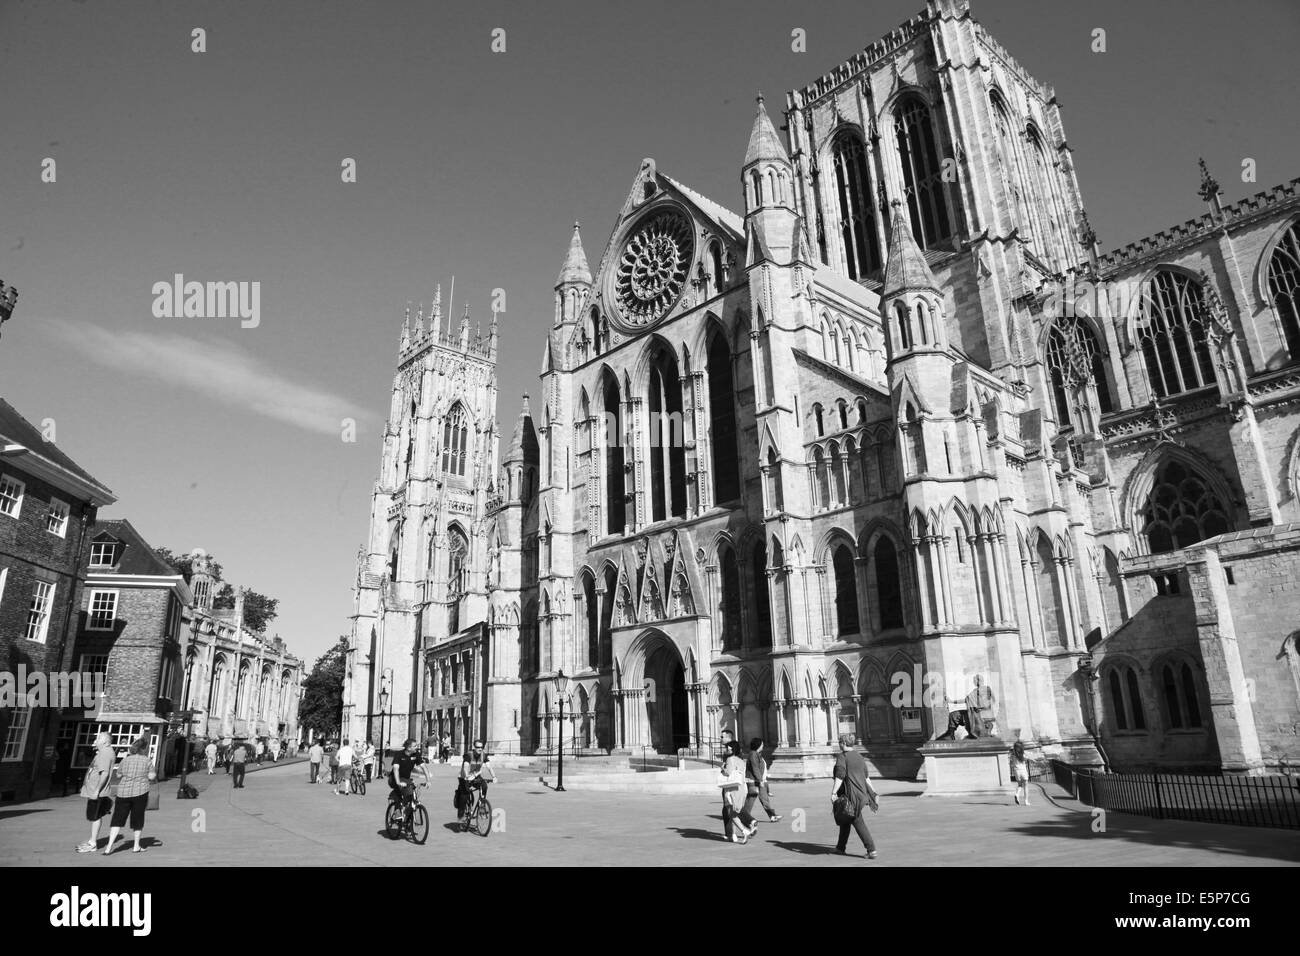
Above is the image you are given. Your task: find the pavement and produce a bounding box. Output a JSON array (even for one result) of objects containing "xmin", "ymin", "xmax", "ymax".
[{"xmin": 2, "ymin": 759, "xmax": 1297, "ymax": 867}]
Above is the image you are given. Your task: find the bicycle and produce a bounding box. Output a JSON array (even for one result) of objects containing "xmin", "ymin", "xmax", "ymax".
[
  {"xmin": 350, "ymin": 763, "xmax": 366, "ymax": 796},
  {"xmin": 461, "ymin": 785, "xmax": 492, "ymax": 837},
  {"xmin": 385, "ymin": 783, "xmax": 429, "ymax": 844}
]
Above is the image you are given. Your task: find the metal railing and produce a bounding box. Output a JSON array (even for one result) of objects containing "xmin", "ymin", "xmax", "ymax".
[{"xmin": 1051, "ymin": 759, "xmax": 1300, "ymax": 830}]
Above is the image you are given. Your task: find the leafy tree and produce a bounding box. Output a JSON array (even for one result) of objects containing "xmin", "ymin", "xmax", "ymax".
[
  {"xmin": 212, "ymin": 584, "xmax": 279, "ymax": 633},
  {"xmin": 299, "ymin": 637, "xmax": 348, "ymax": 738},
  {"xmin": 153, "ymin": 547, "xmax": 224, "ymax": 584}
]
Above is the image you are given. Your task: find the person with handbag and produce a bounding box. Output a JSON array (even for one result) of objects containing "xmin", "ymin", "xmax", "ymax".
[
  {"xmin": 103, "ymin": 737, "xmax": 157, "ymax": 855},
  {"xmin": 830, "ymin": 733, "xmax": 879, "ymax": 860},
  {"xmin": 76, "ymin": 731, "xmax": 117, "ymax": 853},
  {"xmin": 718, "ymin": 740, "xmax": 757, "ymax": 844},
  {"xmin": 742, "ymin": 737, "xmax": 783, "ymax": 825}
]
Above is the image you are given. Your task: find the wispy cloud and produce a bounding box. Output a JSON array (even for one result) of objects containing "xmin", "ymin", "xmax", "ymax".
[{"xmin": 46, "ymin": 320, "xmax": 365, "ymax": 436}]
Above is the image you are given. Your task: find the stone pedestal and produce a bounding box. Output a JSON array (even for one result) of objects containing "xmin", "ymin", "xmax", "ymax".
[{"xmin": 918, "ymin": 737, "xmax": 1011, "ymax": 796}]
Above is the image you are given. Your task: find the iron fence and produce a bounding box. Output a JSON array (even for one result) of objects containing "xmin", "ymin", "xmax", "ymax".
[{"xmin": 1051, "ymin": 760, "xmax": 1300, "ymax": 829}]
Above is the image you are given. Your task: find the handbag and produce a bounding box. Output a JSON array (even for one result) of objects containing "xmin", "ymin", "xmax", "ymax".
[
  {"xmin": 832, "ymin": 794, "xmax": 857, "ymax": 823},
  {"xmin": 146, "ymin": 785, "xmax": 160, "ymax": 812}
]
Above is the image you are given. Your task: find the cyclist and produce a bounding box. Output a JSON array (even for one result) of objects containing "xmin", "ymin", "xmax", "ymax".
[
  {"xmin": 389, "ymin": 738, "xmax": 427, "ymax": 809},
  {"xmin": 458, "ymin": 741, "xmax": 496, "ymax": 825}
]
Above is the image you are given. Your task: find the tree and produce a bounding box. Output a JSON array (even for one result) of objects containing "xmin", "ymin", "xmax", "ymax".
[
  {"xmin": 153, "ymin": 547, "xmax": 224, "ymax": 584},
  {"xmin": 212, "ymin": 584, "xmax": 279, "ymax": 633},
  {"xmin": 298, "ymin": 637, "xmax": 348, "ymax": 738}
]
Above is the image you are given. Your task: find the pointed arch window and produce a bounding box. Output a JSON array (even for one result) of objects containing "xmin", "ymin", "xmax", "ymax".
[
  {"xmin": 447, "ymin": 526, "xmax": 468, "ymax": 635},
  {"xmin": 1106, "ymin": 665, "xmax": 1147, "ymax": 732},
  {"xmin": 720, "ymin": 545, "xmax": 742, "ymax": 652},
  {"xmin": 990, "ymin": 92, "xmax": 1030, "ymax": 240},
  {"xmin": 1140, "ymin": 458, "xmax": 1233, "ymax": 554},
  {"xmin": 583, "ymin": 573, "xmax": 599, "ymax": 669},
  {"xmin": 590, "ymin": 308, "xmax": 603, "ymax": 357},
  {"xmin": 1137, "ymin": 271, "xmax": 1218, "ymax": 398},
  {"xmin": 648, "ymin": 344, "xmax": 686, "ymax": 521},
  {"xmin": 1025, "ymin": 128, "xmax": 1062, "ymax": 267},
  {"xmin": 894, "ymin": 96, "xmax": 953, "ymax": 249},
  {"xmin": 441, "ymin": 404, "xmax": 470, "ymax": 477},
  {"xmin": 602, "ymin": 375, "xmax": 625, "ymax": 535},
  {"xmin": 832, "ymin": 544, "xmax": 859, "ymax": 636},
  {"xmin": 874, "ymin": 536, "xmax": 904, "ymax": 631},
  {"xmin": 709, "ymin": 241, "xmax": 726, "ymax": 294},
  {"xmin": 1046, "ymin": 316, "xmax": 1114, "ymax": 427},
  {"xmin": 1161, "ymin": 661, "xmax": 1204, "ymax": 730},
  {"xmin": 752, "ymin": 541, "xmax": 772, "ymax": 648},
  {"xmin": 831, "ymin": 129, "xmax": 881, "ymax": 280},
  {"xmin": 707, "ymin": 329, "xmax": 740, "ymax": 503},
  {"xmin": 1266, "ymin": 220, "xmax": 1300, "ymax": 361}
]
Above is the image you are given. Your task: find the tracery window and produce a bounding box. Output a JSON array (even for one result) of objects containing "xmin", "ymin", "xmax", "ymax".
[
  {"xmin": 831, "ymin": 129, "xmax": 881, "ymax": 280},
  {"xmin": 1139, "ymin": 458, "xmax": 1232, "ymax": 554},
  {"xmin": 894, "ymin": 97, "xmax": 953, "ymax": 249},
  {"xmin": 1045, "ymin": 317, "xmax": 1113, "ymax": 427},
  {"xmin": 1137, "ymin": 271, "xmax": 1218, "ymax": 398},
  {"xmin": 1266, "ymin": 220, "xmax": 1300, "ymax": 360},
  {"xmin": 832, "ymin": 544, "xmax": 859, "ymax": 636},
  {"xmin": 441, "ymin": 403, "xmax": 470, "ymax": 477},
  {"xmin": 1161, "ymin": 662, "xmax": 1203, "ymax": 730},
  {"xmin": 1106, "ymin": 665, "xmax": 1146, "ymax": 732}
]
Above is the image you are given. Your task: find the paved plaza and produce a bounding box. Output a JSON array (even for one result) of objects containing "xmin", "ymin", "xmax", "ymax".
[{"xmin": 1, "ymin": 759, "xmax": 1296, "ymax": 867}]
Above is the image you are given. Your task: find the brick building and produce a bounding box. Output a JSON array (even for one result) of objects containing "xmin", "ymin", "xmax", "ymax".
[
  {"xmin": 347, "ymin": 0, "xmax": 1300, "ymax": 775},
  {"xmin": 64, "ymin": 519, "xmax": 191, "ymax": 776},
  {"xmin": 0, "ymin": 399, "xmax": 116, "ymax": 801}
]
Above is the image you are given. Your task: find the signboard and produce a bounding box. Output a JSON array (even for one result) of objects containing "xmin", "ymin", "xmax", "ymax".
[{"xmin": 900, "ymin": 707, "xmax": 923, "ymax": 737}]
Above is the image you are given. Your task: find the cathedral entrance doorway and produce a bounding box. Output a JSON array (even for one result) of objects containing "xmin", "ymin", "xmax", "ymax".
[{"xmin": 623, "ymin": 629, "xmax": 691, "ymax": 754}]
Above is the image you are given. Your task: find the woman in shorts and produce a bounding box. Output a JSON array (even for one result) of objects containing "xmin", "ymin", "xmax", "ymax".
[
  {"xmin": 76, "ymin": 732, "xmax": 116, "ymax": 853},
  {"xmin": 104, "ymin": 737, "xmax": 157, "ymax": 855}
]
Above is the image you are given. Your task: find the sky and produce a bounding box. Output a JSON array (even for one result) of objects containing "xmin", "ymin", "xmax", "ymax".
[{"xmin": 1, "ymin": 0, "xmax": 1297, "ymax": 668}]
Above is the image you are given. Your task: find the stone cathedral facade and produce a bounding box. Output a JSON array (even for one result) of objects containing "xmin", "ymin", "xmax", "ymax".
[{"xmin": 346, "ymin": 0, "xmax": 1300, "ymax": 775}]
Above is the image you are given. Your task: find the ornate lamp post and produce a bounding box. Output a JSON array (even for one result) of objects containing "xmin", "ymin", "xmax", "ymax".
[
  {"xmin": 552, "ymin": 670, "xmax": 569, "ymax": 792},
  {"xmin": 378, "ymin": 687, "xmax": 390, "ymax": 779}
]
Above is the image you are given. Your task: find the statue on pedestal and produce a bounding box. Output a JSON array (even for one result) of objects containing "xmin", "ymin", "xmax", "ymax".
[{"xmin": 936, "ymin": 675, "xmax": 997, "ymax": 740}]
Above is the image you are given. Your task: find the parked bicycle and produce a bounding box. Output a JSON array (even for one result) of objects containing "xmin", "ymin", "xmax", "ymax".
[{"xmin": 385, "ymin": 783, "xmax": 429, "ymax": 844}]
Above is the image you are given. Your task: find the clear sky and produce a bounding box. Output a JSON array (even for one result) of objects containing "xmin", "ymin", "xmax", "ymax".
[{"xmin": 2, "ymin": 0, "xmax": 1297, "ymax": 666}]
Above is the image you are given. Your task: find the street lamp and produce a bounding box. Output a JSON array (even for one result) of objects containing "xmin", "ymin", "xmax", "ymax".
[
  {"xmin": 378, "ymin": 688, "xmax": 390, "ymax": 779},
  {"xmin": 552, "ymin": 670, "xmax": 569, "ymax": 792}
]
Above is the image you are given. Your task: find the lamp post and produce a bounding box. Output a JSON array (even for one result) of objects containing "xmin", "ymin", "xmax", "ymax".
[
  {"xmin": 552, "ymin": 670, "xmax": 569, "ymax": 792},
  {"xmin": 378, "ymin": 688, "xmax": 390, "ymax": 780}
]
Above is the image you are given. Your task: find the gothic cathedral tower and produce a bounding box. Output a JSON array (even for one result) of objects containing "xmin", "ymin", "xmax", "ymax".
[{"xmin": 344, "ymin": 290, "xmax": 500, "ymax": 753}]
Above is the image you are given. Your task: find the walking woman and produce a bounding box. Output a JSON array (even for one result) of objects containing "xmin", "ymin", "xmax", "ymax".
[
  {"xmin": 1011, "ymin": 740, "xmax": 1031, "ymax": 805},
  {"xmin": 718, "ymin": 740, "xmax": 757, "ymax": 844},
  {"xmin": 76, "ymin": 731, "xmax": 116, "ymax": 853},
  {"xmin": 104, "ymin": 737, "xmax": 156, "ymax": 855}
]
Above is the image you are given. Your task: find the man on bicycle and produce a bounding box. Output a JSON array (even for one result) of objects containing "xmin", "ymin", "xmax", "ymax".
[
  {"xmin": 389, "ymin": 738, "xmax": 427, "ymax": 808},
  {"xmin": 457, "ymin": 742, "xmax": 495, "ymax": 824}
]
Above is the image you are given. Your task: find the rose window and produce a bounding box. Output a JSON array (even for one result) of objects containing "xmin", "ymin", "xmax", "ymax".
[{"xmin": 615, "ymin": 211, "xmax": 693, "ymax": 325}]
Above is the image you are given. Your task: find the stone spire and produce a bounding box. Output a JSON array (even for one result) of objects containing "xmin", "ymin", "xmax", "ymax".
[
  {"xmin": 556, "ymin": 222, "xmax": 592, "ymax": 286},
  {"xmin": 1198, "ymin": 157, "xmax": 1224, "ymax": 219},
  {"xmin": 882, "ymin": 201, "xmax": 940, "ymax": 297},
  {"xmin": 744, "ymin": 93, "xmax": 789, "ymax": 167},
  {"xmin": 459, "ymin": 303, "xmax": 470, "ymax": 348},
  {"xmin": 505, "ymin": 394, "xmax": 532, "ymax": 464},
  {"xmin": 400, "ymin": 302, "xmax": 411, "ymax": 351}
]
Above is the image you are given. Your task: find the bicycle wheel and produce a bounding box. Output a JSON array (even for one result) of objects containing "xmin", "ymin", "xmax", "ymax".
[
  {"xmin": 384, "ymin": 802, "xmax": 403, "ymax": 840},
  {"xmin": 356, "ymin": 776, "xmax": 366, "ymax": 796},
  {"xmin": 474, "ymin": 797, "xmax": 492, "ymax": 837},
  {"xmin": 410, "ymin": 804, "xmax": 430, "ymax": 845}
]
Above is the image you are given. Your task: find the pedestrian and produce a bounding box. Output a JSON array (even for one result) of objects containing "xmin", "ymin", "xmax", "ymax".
[
  {"xmin": 309, "ymin": 740, "xmax": 324, "ymax": 783},
  {"xmin": 440, "ymin": 734, "xmax": 451, "ymax": 764},
  {"xmin": 742, "ymin": 737, "xmax": 782, "ymax": 824},
  {"xmin": 830, "ymin": 733, "xmax": 879, "ymax": 860},
  {"xmin": 231, "ymin": 741, "xmax": 249, "ymax": 789},
  {"xmin": 328, "ymin": 743, "xmax": 340, "ymax": 785},
  {"xmin": 1011, "ymin": 740, "xmax": 1031, "ymax": 806},
  {"xmin": 255, "ymin": 738, "xmax": 265, "ymax": 765},
  {"xmin": 103, "ymin": 737, "xmax": 156, "ymax": 855},
  {"xmin": 76, "ymin": 731, "xmax": 116, "ymax": 853},
  {"xmin": 52, "ymin": 741, "xmax": 73, "ymax": 797},
  {"xmin": 718, "ymin": 740, "xmax": 757, "ymax": 844},
  {"xmin": 204, "ymin": 739, "xmax": 218, "ymax": 775},
  {"xmin": 335, "ymin": 739, "xmax": 354, "ymax": 795},
  {"xmin": 362, "ymin": 741, "xmax": 375, "ymax": 782}
]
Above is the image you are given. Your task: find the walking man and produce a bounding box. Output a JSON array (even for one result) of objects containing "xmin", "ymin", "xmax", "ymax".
[
  {"xmin": 204, "ymin": 739, "xmax": 218, "ymax": 775},
  {"xmin": 231, "ymin": 741, "xmax": 249, "ymax": 789},
  {"xmin": 742, "ymin": 738, "xmax": 782, "ymax": 824},
  {"xmin": 308, "ymin": 740, "xmax": 324, "ymax": 784},
  {"xmin": 362, "ymin": 741, "xmax": 375, "ymax": 782},
  {"xmin": 830, "ymin": 733, "xmax": 878, "ymax": 860},
  {"xmin": 335, "ymin": 739, "xmax": 354, "ymax": 795}
]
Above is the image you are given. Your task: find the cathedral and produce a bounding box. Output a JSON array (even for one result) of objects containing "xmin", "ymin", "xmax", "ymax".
[{"xmin": 344, "ymin": 0, "xmax": 1300, "ymax": 776}]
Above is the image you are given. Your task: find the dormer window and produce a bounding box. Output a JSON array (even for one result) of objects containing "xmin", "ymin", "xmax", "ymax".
[{"xmin": 90, "ymin": 541, "xmax": 119, "ymax": 567}]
